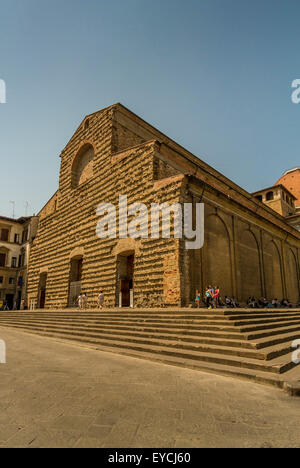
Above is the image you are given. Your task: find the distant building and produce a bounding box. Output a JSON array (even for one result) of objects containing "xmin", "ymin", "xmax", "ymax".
[
  {"xmin": 277, "ymin": 168, "xmax": 300, "ymax": 231},
  {"xmin": 253, "ymin": 168, "xmax": 300, "ymax": 231},
  {"xmin": 252, "ymin": 184, "xmax": 297, "ymax": 217},
  {"xmin": 0, "ymin": 216, "xmax": 38, "ymax": 309},
  {"xmin": 277, "ymin": 168, "xmax": 300, "ymax": 208}
]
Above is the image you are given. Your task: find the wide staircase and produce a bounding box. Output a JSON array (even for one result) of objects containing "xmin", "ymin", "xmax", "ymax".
[{"xmin": 0, "ymin": 308, "xmax": 300, "ymax": 393}]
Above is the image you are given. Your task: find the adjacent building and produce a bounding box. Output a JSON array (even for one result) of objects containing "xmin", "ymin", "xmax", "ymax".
[
  {"xmin": 277, "ymin": 168, "xmax": 300, "ymax": 207},
  {"xmin": 253, "ymin": 168, "xmax": 300, "ymax": 232},
  {"xmin": 0, "ymin": 216, "xmax": 38, "ymax": 309},
  {"xmin": 277, "ymin": 168, "xmax": 300, "ymax": 231},
  {"xmin": 27, "ymin": 104, "xmax": 300, "ymax": 309}
]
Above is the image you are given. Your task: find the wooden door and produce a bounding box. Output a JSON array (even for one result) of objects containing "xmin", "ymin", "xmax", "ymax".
[{"xmin": 121, "ymin": 280, "xmax": 130, "ymax": 307}]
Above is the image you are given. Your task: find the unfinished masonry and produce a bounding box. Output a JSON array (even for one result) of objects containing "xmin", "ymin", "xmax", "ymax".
[{"xmin": 27, "ymin": 104, "xmax": 300, "ymax": 309}]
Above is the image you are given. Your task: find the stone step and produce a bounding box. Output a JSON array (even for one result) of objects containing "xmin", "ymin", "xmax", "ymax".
[
  {"xmin": 0, "ymin": 312, "xmax": 241, "ymax": 322},
  {"xmin": 1, "ymin": 309, "xmax": 299, "ymax": 393},
  {"xmin": 0, "ymin": 318, "xmax": 296, "ymax": 358},
  {"xmin": 41, "ymin": 321, "xmax": 300, "ymax": 357},
  {"xmin": 0, "ymin": 316, "xmax": 243, "ymax": 332},
  {"xmin": 0, "ymin": 320, "xmax": 264, "ymax": 359},
  {"xmin": 239, "ymin": 321, "xmax": 300, "ymax": 333},
  {"xmin": 228, "ymin": 312, "xmax": 300, "ymax": 321},
  {"xmin": 252, "ymin": 330, "xmax": 300, "ymax": 349},
  {"xmin": 0, "ymin": 313, "xmax": 242, "ymax": 324},
  {"xmin": 2, "ymin": 316, "xmax": 300, "ymax": 343},
  {"xmin": 223, "ymin": 309, "xmax": 300, "ymax": 316},
  {"xmin": 0, "ymin": 318, "xmax": 255, "ymax": 348},
  {"xmin": 245, "ymin": 323, "xmax": 300, "ymax": 340},
  {"xmin": 1, "ymin": 308, "xmax": 300, "ymax": 320},
  {"xmin": 2, "ymin": 310, "xmax": 300, "ymax": 326},
  {"xmin": 0, "ymin": 318, "xmax": 247, "ymax": 341},
  {"xmin": 0, "ymin": 321, "xmax": 296, "ymax": 373},
  {"xmin": 4, "ymin": 313, "xmax": 300, "ymax": 332},
  {"xmin": 0, "ymin": 324, "xmax": 287, "ymax": 389},
  {"xmin": 233, "ymin": 316, "xmax": 300, "ymax": 327}
]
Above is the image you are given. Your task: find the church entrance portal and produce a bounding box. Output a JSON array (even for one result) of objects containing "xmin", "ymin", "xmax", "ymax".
[{"xmin": 117, "ymin": 254, "xmax": 134, "ymax": 308}]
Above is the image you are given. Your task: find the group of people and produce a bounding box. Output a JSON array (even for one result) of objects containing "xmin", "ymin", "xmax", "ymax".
[
  {"xmin": 76, "ymin": 291, "xmax": 105, "ymax": 309},
  {"xmin": 247, "ymin": 297, "xmax": 293, "ymax": 309},
  {"xmin": 0, "ymin": 299, "xmax": 26, "ymax": 311},
  {"xmin": 195, "ymin": 286, "xmax": 241, "ymax": 309},
  {"xmin": 195, "ymin": 287, "xmax": 297, "ymax": 309},
  {"xmin": 196, "ymin": 286, "xmax": 219, "ymax": 309}
]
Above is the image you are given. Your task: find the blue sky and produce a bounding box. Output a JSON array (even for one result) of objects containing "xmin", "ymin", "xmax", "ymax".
[{"xmin": 0, "ymin": 0, "xmax": 299, "ymax": 218}]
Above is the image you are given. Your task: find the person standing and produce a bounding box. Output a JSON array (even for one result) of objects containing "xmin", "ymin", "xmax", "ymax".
[
  {"xmin": 195, "ymin": 290, "xmax": 201, "ymax": 309},
  {"xmin": 98, "ymin": 291, "xmax": 104, "ymax": 309},
  {"xmin": 205, "ymin": 287, "xmax": 212, "ymax": 309},
  {"xmin": 209, "ymin": 285, "xmax": 215, "ymax": 309},
  {"xmin": 214, "ymin": 286, "xmax": 220, "ymax": 308},
  {"xmin": 82, "ymin": 293, "xmax": 88, "ymax": 310},
  {"xmin": 77, "ymin": 294, "xmax": 83, "ymax": 310}
]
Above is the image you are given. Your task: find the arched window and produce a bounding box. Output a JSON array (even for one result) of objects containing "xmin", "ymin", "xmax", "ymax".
[
  {"xmin": 71, "ymin": 143, "xmax": 95, "ymax": 188},
  {"xmin": 256, "ymin": 195, "xmax": 263, "ymax": 202},
  {"xmin": 0, "ymin": 247, "xmax": 9, "ymax": 267},
  {"xmin": 266, "ymin": 191, "xmax": 274, "ymax": 201}
]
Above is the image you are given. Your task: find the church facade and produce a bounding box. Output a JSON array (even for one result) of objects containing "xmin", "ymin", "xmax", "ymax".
[{"xmin": 27, "ymin": 104, "xmax": 300, "ymax": 308}]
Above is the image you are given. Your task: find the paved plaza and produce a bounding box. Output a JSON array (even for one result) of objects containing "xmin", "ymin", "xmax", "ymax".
[{"xmin": 0, "ymin": 328, "xmax": 299, "ymax": 448}]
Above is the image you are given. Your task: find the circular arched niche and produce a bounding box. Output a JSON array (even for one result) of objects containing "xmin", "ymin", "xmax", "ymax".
[{"xmin": 71, "ymin": 143, "xmax": 95, "ymax": 188}]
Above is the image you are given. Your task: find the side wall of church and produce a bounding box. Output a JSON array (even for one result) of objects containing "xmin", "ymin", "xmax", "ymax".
[{"xmin": 184, "ymin": 183, "xmax": 300, "ymax": 306}]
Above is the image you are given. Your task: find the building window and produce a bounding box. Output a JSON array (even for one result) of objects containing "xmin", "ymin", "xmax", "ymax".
[
  {"xmin": 9, "ymin": 278, "xmax": 15, "ymax": 285},
  {"xmin": 0, "ymin": 229, "xmax": 9, "ymax": 242},
  {"xmin": 22, "ymin": 229, "xmax": 28, "ymax": 243},
  {"xmin": 0, "ymin": 254, "xmax": 6, "ymax": 267},
  {"xmin": 11, "ymin": 257, "xmax": 17, "ymax": 268},
  {"xmin": 266, "ymin": 191, "xmax": 274, "ymax": 201},
  {"xmin": 0, "ymin": 277, "xmax": 3, "ymax": 284},
  {"xmin": 256, "ymin": 195, "xmax": 263, "ymax": 202},
  {"xmin": 14, "ymin": 234, "xmax": 20, "ymax": 244},
  {"xmin": 18, "ymin": 253, "xmax": 25, "ymax": 267}
]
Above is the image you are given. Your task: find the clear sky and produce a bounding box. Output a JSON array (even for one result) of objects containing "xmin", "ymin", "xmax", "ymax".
[{"xmin": 0, "ymin": 0, "xmax": 299, "ymax": 218}]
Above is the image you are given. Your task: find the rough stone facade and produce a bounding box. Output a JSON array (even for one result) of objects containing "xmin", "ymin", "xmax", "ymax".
[{"xmin": 27, "ymin": 104, "xmax": 300, "ymax": 308}]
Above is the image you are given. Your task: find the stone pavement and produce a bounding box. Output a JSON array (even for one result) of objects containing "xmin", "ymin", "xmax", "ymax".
[{"xmin": 0, "ymin": 328, "xmax": 299, "ymax": 448}]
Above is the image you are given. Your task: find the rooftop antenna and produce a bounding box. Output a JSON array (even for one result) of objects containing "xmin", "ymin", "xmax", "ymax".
[
  {"xmin": 9, "ymin": 201, "xmax": 15, "ymax": 219},
  {"xmin": 25, "ymin": 201, "xmax": 29, "ymax": 217}
]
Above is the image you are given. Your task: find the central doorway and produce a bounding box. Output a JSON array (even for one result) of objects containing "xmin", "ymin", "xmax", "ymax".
[
  {"xmin": 118, "ymin": 254, "xmax": 134, "ymax": 308},
  {"xmin": 38, "ymin": 273, "xmax": 47, "ymax": 309},
  {"xmin": 68, "ymin": 257, "xmax": 83, "ymax": 307}
]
